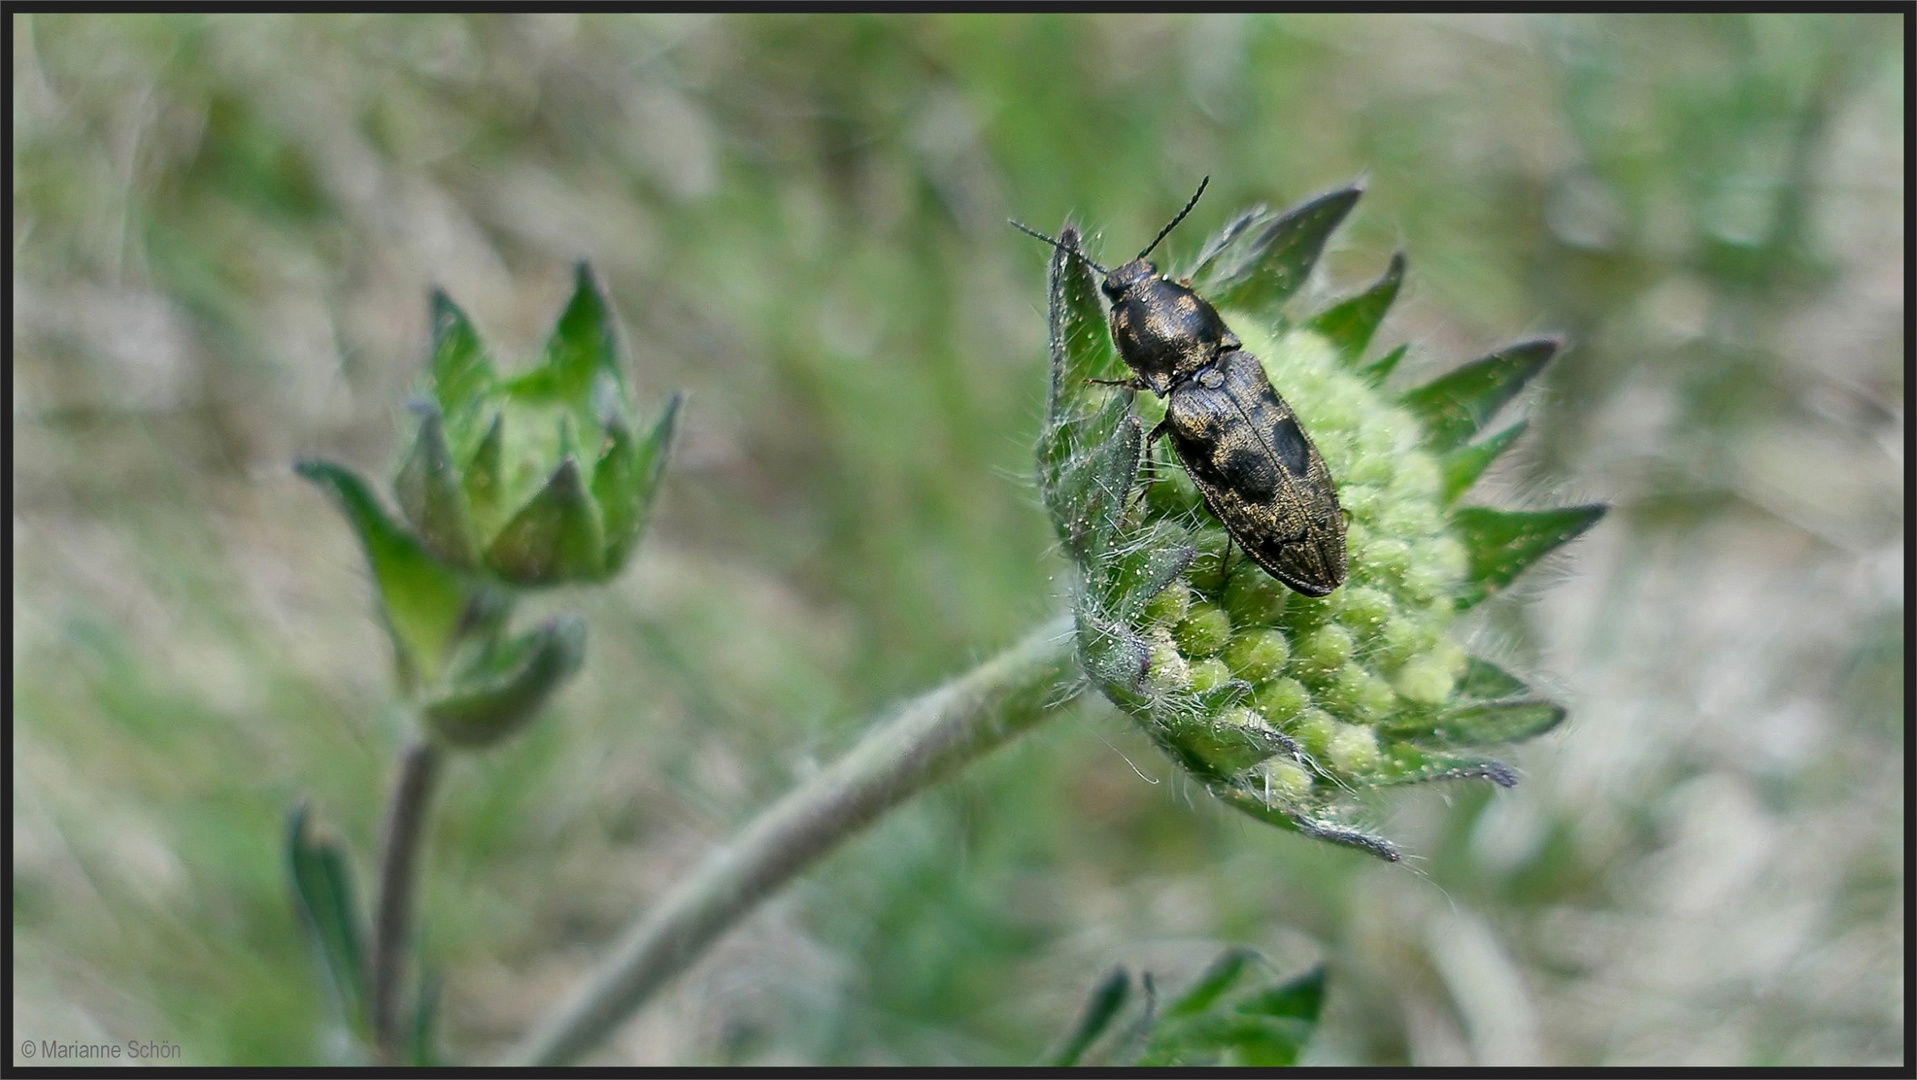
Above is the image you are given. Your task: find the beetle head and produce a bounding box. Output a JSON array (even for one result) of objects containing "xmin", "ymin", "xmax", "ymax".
[
  {"xmin": 1012, "ymin": 176, "xmax": 1236, "ymax": 394},
  {"xmin": 1102, "ymin": 261, "xmax": 1238, "ymax": 394}
]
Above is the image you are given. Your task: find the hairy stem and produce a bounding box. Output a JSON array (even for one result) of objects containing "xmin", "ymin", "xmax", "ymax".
[
  {"xmin": 508, "ymin": 614, "xmax": 1081, "ymax": 1065},
  {"xmin": 371, "ymin": 738, "xmax": 441, "ymax": 1059}
]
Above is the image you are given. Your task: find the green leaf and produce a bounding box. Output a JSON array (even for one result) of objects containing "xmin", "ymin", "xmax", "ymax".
[
  {"xmin": 394, "ymin": 405, "xmax": 479, "ymax": 568},
  {"xmin": 296, "ymin": 459, "xmax": 477, "ymax": 688},
  {"xmin": 485, "ymin": 457, "xmax": 605, "ymax": 585},
  {"xmin": 1136, "ymin": 961, "xmax": 1325, "ymax": 1067},
  {"xmin": 593, "ymin": 392, "xmax": 682, "ymax": 577},
  {"xmin": 502, "ymin": 261, "xmax": 623, "ymax": 409},
  {"xmin": 1439, "ymin": 421, "xmax": 1527, "ymax": 505},
  {"xmin": 1203, "ymin": 185, "xmax": 1363, "ymax": 312},
  {"xmin": 428, "ymin": 289, "xmax": 494, "ymax": 460},
  {"xmin": 1163, "ymin": 947, "xmax": 1261, "ymax": 1019},
  {"xmin": 1236, "ymin": 964, "xmax": 1327, "ymax": 1023},
  {"xmin": 424, "ymin": 615, "xmax": 585, "ymax": 748},
  {"xmin": 1456, "ymin": 656, "xmax": 1530, "ymax": 700},
  {"xmin": 1451, "ymin": 504, "xmax": 1607, "ymax": 609},
  {"xmin": 1401, "ymin": 338, "xmax": 1558, "ymax": 452},
  {"xmin": 1048, "ymin": 966, "xmax": 1131, "ymax": 1067},
  {"xmin": 1139, "ymin": 1014, "xmax": 1313, "ymax": 1067},
  {"xmin": 1359, "ymin": 342, "xmax": 1408, "ymax": 387},
  {"xmin": 286, "ymin": 804, "xmax": 367, "ymax": 1033},
  {"xmin": 1304, "ymin": 250, "xmax": 1404, "ymax": 366}
]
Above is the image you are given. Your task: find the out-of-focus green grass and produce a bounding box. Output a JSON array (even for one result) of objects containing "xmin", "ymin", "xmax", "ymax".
[{"xmin": 13, "ymin": 13, "xmax": 1902, "ymax": 1066}]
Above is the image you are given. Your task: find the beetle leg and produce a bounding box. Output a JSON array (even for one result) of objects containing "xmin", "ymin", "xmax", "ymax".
[{"xmin": 1087, "ymin": 376, "xmax": 1146, "ymax": 390}]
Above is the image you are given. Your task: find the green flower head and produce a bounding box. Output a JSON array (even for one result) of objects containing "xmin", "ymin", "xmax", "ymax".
[
  {"xmin": 298, "ymin": 264, "xmax": 680, "ymax": 747},
  {"xmin": 400, "ymin": 262, "xmax": 681, "ymax": 588},
  {"xmin": 1035, "ymin": 186, "xmax": 1604, "ymax": 860}
]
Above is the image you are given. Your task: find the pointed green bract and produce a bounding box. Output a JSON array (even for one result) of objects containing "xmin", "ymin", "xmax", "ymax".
[
  {"xmin": 1075, "ymin": 610, "xmax": 1152, "ymax": 697},
  {"xmin": 424, "ymin": 616, "xmax": 585, "ymax": 748},
  {"xmin": 1106, "ymin": 531, "xmax": 1197, "ymax": 623},
  {"xmin": 297, "ymin": 459, "xmax": 476, "ymax": 688},
  {"xmin": 1440, "ymin": 421, "xmax": 1527, "ymax": 505},
  {"xmin": 1456, "ymin": 656, "xmax": 1530, "ymax": 700},
  {"xmin": 594, "ymin": 392, "xmax": 683, "ymax": 577},
  {"xmin": 590, "ymin": 417, "xmax": 644, "ymax": 577},
  {"xmin": 1202, "ymin": 185, "xmax": 1362, "ymax": 312},
  {"xmin": 1419, "ymin": 698, "xmax": 1566, "ymax": 748},
  {"xmin": 1378, "ymin": 655, "xmax": 1565, "ymax": 749},
  {"xmin": 1039, "ymin": 229, "xmax": 1141, "ymax": 565},
  {"xmin": 1048, "ymin": 966, "xmax": 1131, "ymax": 1067},
  {"xmin": 1187, "ymin": 204, "xmax": 1266, "ymax": 281},
  {"xmin": 1158, "ymin": 713, "xmax": 1279, "ymax": 779},
  {"xmin": 1051, "ymin": 225, "xmax": 1124, "ymax": 394},
  {"xmin": 287, "ymin": 804, "xmax": 368, "ymax": 1034},
  {"xmin": 485, "ymin": 457, "xmax": 605, "ymax": 585},
  {"xmin": 1057, "ymin": 414, "xmax": 1140, "ymax": 561},
  {"xmin": 429, "ymin": 289, "xmax": 494, "ymax": 462},
  {"xmin": 1360, "ymin": 342, "xmax": 1408, "ymax": 386},
  {"xmin": 1451, "ymin": 504, "xmax": 1607, "ymax": 609},
  {"xmin": 1305, "ymin": 250, "xmax": 1404, "ymax": 365},
  {"xmin": 1212, "ymin": 787, "xmax": 1401, "ymax": 860},
  {"xmin": 501, "ymin": 262, "xmax": 624, "ymax": 409},
  {"xmin": 1370, "ymin": 746, "xmax": 1517, "ymax": 787},
  {"xmin": 1401, "ymin": 338, "xmax": 1559, "ymax": 452},
  {"xmin": 1046, "ymin": 398, "xmax": 1141, "ymax": 563},
  {"xmin": 460, "ymin": 412, "xmax": 506, "ymax": 541},
  {"xmin": 395, "ymin": 405, "xmax": 479, "ymax": 568}
]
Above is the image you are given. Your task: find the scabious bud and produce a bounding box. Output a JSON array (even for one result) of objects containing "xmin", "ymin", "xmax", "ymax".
[
  {"xmin": 298, "ymin": 264, "xmax": 680, "ymax": 748},
  {"xmin": 404, "ymin": 263, "xmax": 682, "ymax": 587},
  {"xmin": 1035, "ymin": 188, "xmax": 1605, "ymax": 859}
]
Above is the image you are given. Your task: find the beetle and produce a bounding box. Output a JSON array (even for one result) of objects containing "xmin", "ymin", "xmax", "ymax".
[{"xmin": 1014, "ymin": 177, "xmax": 1347, "ymax": 597}]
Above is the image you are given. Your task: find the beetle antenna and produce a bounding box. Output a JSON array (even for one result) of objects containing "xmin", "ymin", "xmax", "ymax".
[
  {"xmin": 1137, "ymin": 175, "xmax": 1209, "ymax": 262},
  {"xmin": 1009, "ymin": 219, "xmax": 1108, "ymax": 276}
]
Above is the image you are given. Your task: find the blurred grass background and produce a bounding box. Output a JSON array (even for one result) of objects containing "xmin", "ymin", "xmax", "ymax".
[{"xmin": 11, "ymin": 13, "xmax": 1903, "ymax": 1066}]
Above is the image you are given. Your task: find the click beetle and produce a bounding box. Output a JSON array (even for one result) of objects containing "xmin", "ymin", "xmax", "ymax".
[{"xmin": 1014, "ymin": 177, "xmax": 1348, "ymax": 596}]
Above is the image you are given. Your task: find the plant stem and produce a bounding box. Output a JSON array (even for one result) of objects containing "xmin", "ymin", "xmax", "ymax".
[
  {"xmin": 508, "ymin": 613, "xmax": 1081, "ymax": 1066},
  {"xmin": 371, "ymin": 737, "xmax": 442, "ymax": 1060}
]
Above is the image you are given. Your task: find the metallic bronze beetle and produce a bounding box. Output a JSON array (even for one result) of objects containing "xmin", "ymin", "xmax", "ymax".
[{"xmin": 1015, "ymin": 178, "xmax": 1347, "ymax": 596}]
